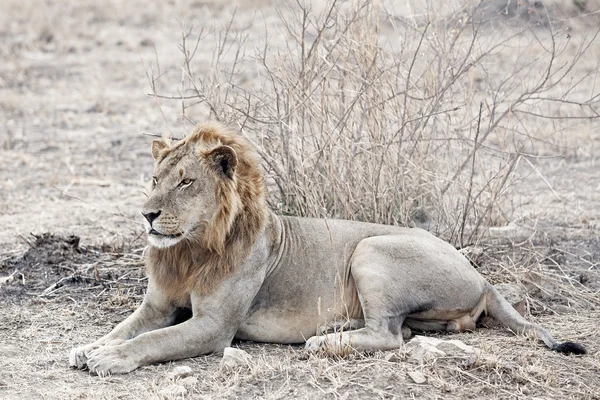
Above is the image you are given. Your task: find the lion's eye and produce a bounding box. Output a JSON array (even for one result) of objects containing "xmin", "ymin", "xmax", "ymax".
[
  {"xmin": 152, "ymin": 177, "xmax": 158, "ymax": 187},
  {"xmin": 179, "ymin": 178, "xmax": 194, "ymax": 188}
]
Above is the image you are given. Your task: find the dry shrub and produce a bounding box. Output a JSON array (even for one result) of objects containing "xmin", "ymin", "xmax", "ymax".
[{"xmin": 149, "ymin": 0, "xmax": 600, "ymax": 247}]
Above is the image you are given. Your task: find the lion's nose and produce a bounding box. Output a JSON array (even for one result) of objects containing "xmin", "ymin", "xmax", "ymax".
[{"xmin": 142, "ymin": 210, "xmax": 161, "ymax": 225}]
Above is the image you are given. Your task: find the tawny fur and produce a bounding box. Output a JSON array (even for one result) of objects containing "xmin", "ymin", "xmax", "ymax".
[
  {"xmin": 69, "ymin": 121, "xmax": 585, "ymax": 377},
  {"xmin": 146, "ymin": 122, "xmax": 267, "ymax": 299}
]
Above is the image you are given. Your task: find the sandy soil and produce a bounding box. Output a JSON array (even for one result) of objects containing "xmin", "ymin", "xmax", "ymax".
[{"xmin": 1, "ymin": 0, "xmax": 599, "ymax": 399}]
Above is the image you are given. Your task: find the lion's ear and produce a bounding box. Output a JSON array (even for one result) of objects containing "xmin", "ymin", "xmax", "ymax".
[
  {"xmin": 205, "ymin": 145, "xmax": 238, "ymax": 179},
  {"xmin": 151, "ymin": 139, "xmax": 170, "ymax": 160}
]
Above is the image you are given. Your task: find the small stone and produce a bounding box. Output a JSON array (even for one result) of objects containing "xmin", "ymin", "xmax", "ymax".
[
  {"xmin": 459, "ymin": 246, "xmax": 483, "ymax": 262},
  {"xmin": 168, "ymin": 365, "xmax": 193, "ymax": 379},
  {"xmin": 494, "ymin": 283, "xmax": 526, "ymax": 306},
  {"xmin": 408, "ymin": 343, "xmax": 446, "ymax": 361},
  {"xmin": 406, "ymin": 337, "xmax": 446, "ymax": 362},
  {"xmin": 405, "ymin": 335, "xmax": 476, "ymax": 362},
  {"xmin": 158, "ymin": 384, "xmax": 187, "ymax": 397},
  {"xmin": 179, "ymin": 376, "xmax": 198, "ymax": 387},
  {"xmin": 437, "ymin": 340, "xmax": 475, "ymax": 355},
  {"xmin": 220, "ymin": 347, "xmax": 252, "ymax": 371},
  {"xmin": 139, "ymin": 38, "xmax": 154, "ymax": 47},
  {"xmin": 407, "ymin": 371, "xmax": 427, "ymax": 384},
  {"xmin": 406, "ymin": 336, "xmax": 446, "ymax": 355},
  {"xmin": 0, "ymin": 345, "xmax": 20, "ymax": 357},
  {"xmin": 406, "ymin": 335, "xmax": 443, "ymax": 348},
  {"xmin": 551, "ymin": 304, "xmax": 577, "ymax": 314},
  {"xmin": 0, "ymin": 273, "xmax": 16, "ymax": 287}
]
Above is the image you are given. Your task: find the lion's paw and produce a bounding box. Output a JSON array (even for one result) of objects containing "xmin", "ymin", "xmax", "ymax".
[
  {"xmin": 306, "ymin": 334, "xmax": 354, "ymax": 354},
  {"xmin": 69, "ymin": 347, "xmax": 88, "ymax": 369},
  {"xmin": 305, "ymin": 336, "xmax": 325, "ymax": 352},
  {"xmin": 87, "ymin": 342, "xmax": 139, "ymax": 376},
  {"xmin": 69, "ymin": 344, "xmax": 103, "ymax": 369}
]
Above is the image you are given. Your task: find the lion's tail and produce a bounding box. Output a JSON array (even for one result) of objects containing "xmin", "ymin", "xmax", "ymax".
[{"xmin": 485, "ymin": 284, "xmax": 586, "ymax": 355}]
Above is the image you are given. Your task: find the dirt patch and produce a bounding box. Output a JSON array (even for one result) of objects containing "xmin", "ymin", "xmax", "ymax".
[
  {"xmin": 1, "ymin": 234, "xmax": 97, "ymax": 298},
  {"xmin": 0, "ymin": 233, "xmax": 146, "ymax": 309}
]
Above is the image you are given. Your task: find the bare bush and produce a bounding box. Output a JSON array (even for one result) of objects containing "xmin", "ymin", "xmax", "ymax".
[{"xmin": 149, "ymin": 0, "xmax": 600, "ymax": 247}]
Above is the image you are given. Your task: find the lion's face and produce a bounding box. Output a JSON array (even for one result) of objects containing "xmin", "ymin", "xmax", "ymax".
[{"xmin": 141, "ymin": 138, "xmax": 238, "ymax": 249}]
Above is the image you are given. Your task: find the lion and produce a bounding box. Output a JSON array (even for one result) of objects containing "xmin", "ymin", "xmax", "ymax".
[{"xmin": 69, "ymin": 122, "xmax": 585, "ymax": 375}]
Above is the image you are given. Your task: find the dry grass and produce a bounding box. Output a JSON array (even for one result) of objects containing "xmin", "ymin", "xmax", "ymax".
[{"xmin": 2, "ymin": 301, "xmax": 598, "ymax": 399}]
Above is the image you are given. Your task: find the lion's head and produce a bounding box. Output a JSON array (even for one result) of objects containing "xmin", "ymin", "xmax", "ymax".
[{"xmin": 142, "ymin": 122, "xmax": 267, "ymax": 255}]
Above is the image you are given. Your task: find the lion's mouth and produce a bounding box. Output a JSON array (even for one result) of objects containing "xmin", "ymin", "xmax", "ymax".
[{"xmin": 148, "ymin": 229, "xmax": 183, "ymax": 239}]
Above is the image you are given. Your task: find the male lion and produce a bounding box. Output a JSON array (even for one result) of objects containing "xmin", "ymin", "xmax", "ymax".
[{"xmin": 69, "ymin": 122, "xmax": 585, "ymax": 375}]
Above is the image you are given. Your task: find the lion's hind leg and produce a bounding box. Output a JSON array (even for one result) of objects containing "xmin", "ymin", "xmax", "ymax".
[
  {"xmin": 306, "ymin": 236, "xmax": 429, "ymax": 353},
  {"xmin": 315, "ymin": 319, "xmax": 412, "ymax": 346}
]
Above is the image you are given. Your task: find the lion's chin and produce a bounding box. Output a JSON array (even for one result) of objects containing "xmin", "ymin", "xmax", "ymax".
[{"xmin": 147, "ymin": 233, "xmax": 184, "ymax": 248}]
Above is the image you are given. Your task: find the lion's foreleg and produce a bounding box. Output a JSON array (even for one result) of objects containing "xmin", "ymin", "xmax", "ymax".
[
  {"xmin": 101, "ymin": 300, "xmax": 175, "ymax": 342},
  {"xmin": 69, "ymin": 284, "xmax": 174, "ymax": 369},
  {"xmin": 85, "ymin": 266, "xmax": 267, "ymax": 375},
  {"xmin": 86, "ymin": 316, "xmax": 232, "ymax": 376}
]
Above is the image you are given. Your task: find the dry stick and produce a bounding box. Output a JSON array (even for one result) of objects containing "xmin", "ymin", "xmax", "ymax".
[
  {"xmin": 40, "ymin": 275, "xmax": 81, "ymax": 296},
  {"xmin": 451, "ymin": 367, "xmax": 522, "ymax": 397},
  {"xmin": 408, "ymin": 21, "xmax": 482, "ymax": 155},
  {"xmin": 372, "ymin": 105, "xmax": 461, "ymax": 221},
  {"xmin": 455, "ymin": 157, "xmax": 519, "ymax": 244},
  {"xmin": 441, "ymin": 93, "xmax": 519, "ymax": 197},
  {"xmin": 522, "ymin": 157, "xmax": 562, "ymax": 202},
  {"xmin": 180, "ymin": 18, "xmax": 234, "ymax": 121},
  {"xmin": 459, "ymin": 101, "xmax": 483, "ymax": 248},
  {"xmin": 142, "ymin": 51, "xmax": 173, "ymax": 136},
  {"xmin": 142, "ymin": 131, "xmax": 181, "ymax": 141},
  {"xmin": 552, "ymin": 247, "xmax": 599, "ymax": 270},
  {"xmin": 398, "ymin": 21, "xmax": 430, "ymax": 161}
]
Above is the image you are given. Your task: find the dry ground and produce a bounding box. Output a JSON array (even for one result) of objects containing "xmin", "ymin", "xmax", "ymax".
[{"xmin": 0, "ymin": 0, "xmax": 599, "ymax": 399}]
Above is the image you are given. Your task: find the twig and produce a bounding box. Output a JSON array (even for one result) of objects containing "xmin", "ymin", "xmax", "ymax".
[
  {"xmin": 142, "ymin": 131, "xmax": 182, "ymax": 141},
  {"xmin": 40, "ymin": 275, "xmax": 75, "ymax": 296},
  {"xmin": 460, "ymin": 102, "xmax": 483, "ymax": 248},
  {"xmin": 522, "ymin": 157, "xmax": 562, "ymax": 202}
]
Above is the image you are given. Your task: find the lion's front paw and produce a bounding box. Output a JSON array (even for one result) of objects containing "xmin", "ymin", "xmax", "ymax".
[
  {"xmin": 69, "ymin": 344, "xmax": 103, "ymax": 369},
  {"xmin": 69, "ymin": 347, "xmax": 88, "ymax": 369},
  {"xmin": 87, "ymin": 342, "xmax": 139, "ymax": 376}
]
